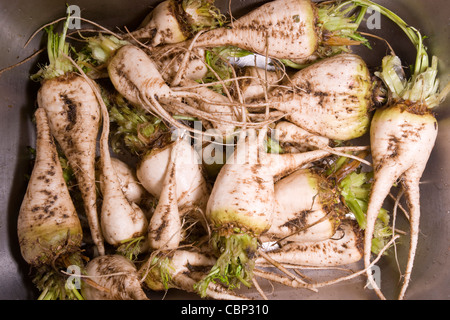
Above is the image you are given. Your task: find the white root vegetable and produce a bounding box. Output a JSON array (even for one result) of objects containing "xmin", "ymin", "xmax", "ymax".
[
  {"xmin": 37, "ymin": 76, "xmax": 102, "ymax": 252},
  {"xmin": 18, "ymin": 108, "xmax": 84, "ymax": 299},
  {"xmin": 107, "ymin": 44, "xmax": 173, "ymax": 107},
  {"xmin": 196, "ymin": 128, "xmax": 366, "ymax": 295},
  {"xmin": 268, "ymin": 53, "xmax": 373, "ymax": 141},
  {"xmin": 137, "ymin": 136, "xmax": 210, "ymax": 214},
  {"xmin": 192, "ymin": 0, "xmax": 319, "ymax": 60},
  {"xmin": 260, "ymin": 168, "xmax": 343, "ymax": 244},
  {"xmin": 196, "ymin": 129, "xmax": 282, "ymax": 295},
  {"xmin": 141, "ymin": 249, "xmax": 214, "ymax": 291},
  {"xmin": 365, "ymin": 101, "xmax": 438, "ymax": 299},
  {"xmin": 74, "ymin": 41, "xmax": 150, "ymax": 250},
  {"xmin": 351, "ymin": 1, "xmax": 449, "ymax": 297},
  {"xmin": 127, "ymin": 0, "xmax": 224, "ymax": 46},
  {"xmin": 140, "ymin": 249, "xmax": 250, "ymax": 300},
  {"xmin": 18, "ymin": 107, "xmax": 83, "ymax": 265},
  {"xmin": 37, "ymin": 74, "xmax": 103, "ymax": 256},
  {"xmin": 340, "ymin": 0, "xmax": 450, "ymax": 300},
  {"xmin": 33, "ymin": 20, "xmax": 104, "ymax": 256},
  {"xmin": 64, "ymin": 48, "xmax": 152, "ymax": 254},
  {"xmin": 261, "ymin": 144, "xmax": 368, "ymax": 182},
  {"xmin": 107, "ymin": 44, "xmax": 205, "ymax": 134},
  {"xmin": 206, "ymin": 132, "xmax": 275, "ymax": 234},
  {"xmin": 147, "ymin": 138, "xmax": 182, "ymax": 250},
  {"xmin": 188, "ymin": 0, "xmax": 368, "ymax": 61},
  {"xmin": 99, "ymin": 157, "xmax": 148, "ymax": 205},
  {"xmin": 82, "ymin": 254, "xmax": 148, "ymax": 300},
  {"xmin": 254, "ymin": 233, "xmax": 400, "ymax": 293},
  {"xmin": 99, "ymin": 156, "xmax": 148, "ymax": 249},
  {"xmin": 98, "ymin": 80, "xmax": 149, "ymax": 249},
  {"xmin": 257, "ymin": 222, "xmax": 363, "ymax": 268},
  {"xmin": 107, "ymin": 44, "xmax": 267, "ymax": 135}
]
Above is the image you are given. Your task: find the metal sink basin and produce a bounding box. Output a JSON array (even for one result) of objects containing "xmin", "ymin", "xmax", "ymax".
[{"xmin": 0, "ymin": 0, "xmax": 448, "ymax": 300}]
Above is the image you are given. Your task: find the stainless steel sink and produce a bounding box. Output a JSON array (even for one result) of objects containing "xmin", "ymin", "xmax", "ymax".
[{"xmin": 0, "ymin": 0, "xmax": 448, "ymax": 300}]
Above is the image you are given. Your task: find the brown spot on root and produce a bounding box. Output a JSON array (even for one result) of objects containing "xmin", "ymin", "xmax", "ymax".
[
  {"xmin": 60, "ymin": 94, "xmax": 77, "ymax": 131},
  {"xmin": 213, "ymin": 222, "xmax": 257, "ymax": 238},
  {"xmin": 391, "ymin": 100, "xmax": 434, "ymax": 116},
  {"xmin": 153, "ymin": 216, "xmax": 167, "ymax": 242},
  {"xmin": 349, "ymin": 220, "xmax": 364, "ymax": 255},
  {"xmin": 52, "ymin": 72, "xmax": 78, "ymax": 83},
  {"xmin": 387, "ymin": 134, "xmax": 400, "ymax": 159},
  {"xmin": 185, "ymin": 263, "xmax": 212, "ymax": 274},
  {"xmin": 159, "ymin": 28, "xmax": 175, "ymax": 43},
  {"xmin": 280, "ymin": 210, "xmax": 311, "ymax": 231},
  {"xmin": 298, "ymin": 80, "xmax": 313, "ymax": 94},
  {"xmin": 111, "ymin": 61, "xmax": 141, "ymax": 102},
  {"xmin": 314, "ymin": 90, "xmax": 329, "ymax": 107}
]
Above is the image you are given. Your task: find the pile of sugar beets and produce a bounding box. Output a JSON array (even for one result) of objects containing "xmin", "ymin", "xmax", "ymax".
[{"xmin": 17, "ymin": 0, "xmax": 449, "ymax": 300}]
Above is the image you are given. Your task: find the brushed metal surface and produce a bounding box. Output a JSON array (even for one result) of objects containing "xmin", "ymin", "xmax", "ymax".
[{"xmin": 0, "ymin": 0, "xmax": 448, "ymax": 300}]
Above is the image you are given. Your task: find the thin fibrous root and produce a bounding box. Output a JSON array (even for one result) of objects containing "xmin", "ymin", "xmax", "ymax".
[
  {"xmin": 320, "ymin": 147, "xmax": 372, "ymax": 167},
  {"xmin": 255, "ymin": 235, "xmax": 399, "ymax": 295},
  {"xmin": 0, "ymin": 48, "xmax": 45, "ymax": 77},
  {"xmin": 252, "ymin": 277, "xmax": 269, "ymax": 300},
  {"xmin": 162, "ymin": 96, "xmax": 284, "ymax": 129},
  {"xmin": 123, "ymin": 25, "xmax": 152, "ymax": 51},
  {"xmin": 170, "ymin": 30, "xmax": 205, "ymax": 87},
  {"xmin": 257, "ymin": 250, "xmax": 318, "ymax": 292}
]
